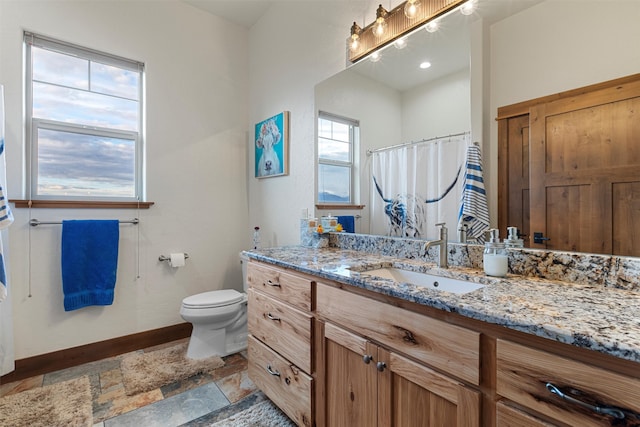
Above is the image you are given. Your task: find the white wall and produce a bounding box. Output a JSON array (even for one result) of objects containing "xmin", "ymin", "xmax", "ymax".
[
  {"xmin": 487, "ymin": 0, "xmax": 640, "ymax": 222},
  {"xmin": 401, "ymin": 68, "xmax": 471, "ymax": 142},
  {"xmin": 0, "ymin": 1, "xmax": 250, "ymax": 359},
  {"xmin": 247, "ymin": 1, "xmax": 382, "ymax": 247}
]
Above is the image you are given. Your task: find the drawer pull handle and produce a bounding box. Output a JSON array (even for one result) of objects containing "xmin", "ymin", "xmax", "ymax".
[
  {"xmin": 363, "ymin": 355, "xmax": 373, "ymax": 364},
  {"xmin": 266, "ymin": 280, "xmax": 281, "ymax": 287},
  {"xmin": 266, "ymin": 364, "xmax": 281, "ymax": 377},
  {"xmin": 545, "ymin": 383, "xmax": 625, "ymax": 420},
  {"xmin": 267, "ymin": 312, "xmax": 281, "ymax": 321},
  {"xmin": 376, "ymin": 361, "xmax": 387, "ymax": 372}
]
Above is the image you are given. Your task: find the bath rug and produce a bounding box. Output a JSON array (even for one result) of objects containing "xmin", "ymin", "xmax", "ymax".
[
  {"xmin": 121, "ymin": 342, "xmax": 224, "ymax": 396},
  {"xmin": 210, "ymin": 399, "xmax": 296, "ymax": 427},
  {"xmin": 0, "ymin": 375, "xmax": 92, "ymax": 427}
]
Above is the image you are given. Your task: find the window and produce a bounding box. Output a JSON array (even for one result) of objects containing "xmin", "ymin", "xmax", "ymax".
[
  {"xmin": 317, "ymin": 112, "xmax": 359, "ymax": 204},
  {"xmin": 25, "ymin": 32, "xmax": 144, "ymax": 201}
]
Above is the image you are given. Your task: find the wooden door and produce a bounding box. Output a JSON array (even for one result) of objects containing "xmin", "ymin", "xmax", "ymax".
[
  {"xmin": 323, "ymin": 322, "xmax": 378, "ymax": 426},
  {"xmin": 529, "ymin": 79, "xmax": 640, "ymax": 255},
  {"xmin": 499, "ymin": 114, "xmax": 531, "ymax": 246},
  {"xmin": 379, "ymin": 348, "xmax": 481, "ymax": 427}
]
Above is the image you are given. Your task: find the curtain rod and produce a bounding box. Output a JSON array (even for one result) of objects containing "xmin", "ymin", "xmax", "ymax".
[
  {"xmin": 366, "ymin": 131, "xmax": 472, "ymax": 156},
  {"xmin": 29, "ymin": 218, "xmax": 139, "ymax": 227}
]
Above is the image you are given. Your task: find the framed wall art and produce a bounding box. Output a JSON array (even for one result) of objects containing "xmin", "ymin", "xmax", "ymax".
[{"xmin": 255, "ymin": 111, "xmax": 289, "ymax": 178}]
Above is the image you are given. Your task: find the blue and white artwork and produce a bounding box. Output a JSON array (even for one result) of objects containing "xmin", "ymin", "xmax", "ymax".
[{"xmin": 255, "ymin": 111, "xmax": 289, "ymax": 178}]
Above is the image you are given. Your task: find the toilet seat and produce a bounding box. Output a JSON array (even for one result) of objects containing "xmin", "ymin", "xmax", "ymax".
[{"xmin": 182, "ymin": 289, "xmax": 245, "ymax": 309}]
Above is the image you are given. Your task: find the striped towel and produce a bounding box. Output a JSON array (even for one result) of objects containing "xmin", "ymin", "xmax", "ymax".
[
  {"xmin": 0, "ymin": 85, "xmax": 14, "ymax": 303},
  {"xmin": 458, "ymin": 144, "xmax": 490, "ymax": 243}
]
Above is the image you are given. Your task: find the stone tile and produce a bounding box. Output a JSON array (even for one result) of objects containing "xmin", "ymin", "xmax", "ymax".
[
  {"xmin": 179, "ymin": 391, "xmax": 267, "ymax": 426},
  {"xmin": 160, "ymin": 372, "xmax": 215, "ymax": 399},
  {"xmin": 94, "ymin": 387, "xmax": 164, "ymax": 423},
  {"xmin": 100, "ymin": 368, "xmax": 123, "ymax": 394},
  {"xmin": 209, "ymin": 352, "xmax": 247, "ymax": 381},
  {"xmin": 215, "ymin": 370, "xmax": 256, "ymax": 403},
  {"xmin": 104, "ymin": 382, "xmax": 228, "ymax": 427},
  {"xmin": 43, "ymin": 357, "xmax": 121, "ymax": 385},
  {"xmin": 0, "ymin": 375, "xmax": 43, "ymax": 397}
]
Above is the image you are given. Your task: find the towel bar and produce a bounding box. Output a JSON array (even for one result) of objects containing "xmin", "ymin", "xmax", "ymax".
[{"xmin": 30, "ymin": 218, "xmax": 139, "ymax": 226}]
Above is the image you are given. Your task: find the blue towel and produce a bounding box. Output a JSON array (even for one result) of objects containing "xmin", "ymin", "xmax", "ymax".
[
  {"xmin": 336, "ymin": 215, "xmax": 355, "ymax": 233},
  {"xmin": 61, "ymin": 220, "xmax": 119, "ymax": 311},
  {"xmin": 458, "ymin": 145, "xmax": 490, "ymax": 243}
]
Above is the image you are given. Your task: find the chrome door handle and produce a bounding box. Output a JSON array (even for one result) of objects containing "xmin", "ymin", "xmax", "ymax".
[
  {"xmin": 266, "ymin": 364, "xmax": 281, "ymax": 377},
  {"xmin": 267, "ymin": 312, "xmax": 281, "ymax": 321},
  {"xmin": 363, "ymin": 355, "xmax": 373, "ymax": 364},
  {"xmin": 546, "ymin": 383, "xmax": 625, "ymax": 419},
  {"xmin": 376, "ymin": 361, "xmax": 387, "ymax": 372}
]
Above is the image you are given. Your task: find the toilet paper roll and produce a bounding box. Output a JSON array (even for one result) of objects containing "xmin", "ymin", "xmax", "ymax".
[{"xmin": 169, "ymin": 253, "xmax": 186, "ymax": 268}]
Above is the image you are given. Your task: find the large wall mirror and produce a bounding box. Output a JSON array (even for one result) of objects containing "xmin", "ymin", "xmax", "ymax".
[
  {"xmin": 315, "ymin": 0, "xmax": 541, "ymax": 241},
  {"xmin": 315, "ymin": 0, "xmax": 640, "ymax": 257}
]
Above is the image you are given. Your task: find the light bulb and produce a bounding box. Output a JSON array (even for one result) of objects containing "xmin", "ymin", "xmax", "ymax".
[
  {"xmin": 419, "ymin": 61, "xmax": 431, "ymax": 69},
  {"xmin": 349, "ymin": 22, "xmax": 362, "ymax": 53},
  {"xmin": 370, "ymin": 51, "xmax": 381, "ymax": 63},
  {"xmin": 424, "ymin": 20, "xmax": 439, "ymax": 33},
  {"xmin": 404, "ymin": 0, "xmax": 420, "ymax": 19},
  {"xmin": 460, "ymin": 0, "xmax": 476, "ymax": 16},
  {"xmin": 373, "ymin": 4, "xmax": 388, "ymax": 38},
  {"xmin": 394, "ymin": 38, "xmax": 407, "ymax": 49}
]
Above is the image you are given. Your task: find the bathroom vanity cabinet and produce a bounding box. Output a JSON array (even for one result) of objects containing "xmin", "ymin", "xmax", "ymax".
[
  {"xmin": 246, "ymin": 259, "xmax": 640, "ymax": 427},
  {"xmin": 246, "ymin": 262, "xmax": 314, "ymax": 427},
  {"xmin": 316, "ymin": 283, "xmax": 481, "ymax": 426}
]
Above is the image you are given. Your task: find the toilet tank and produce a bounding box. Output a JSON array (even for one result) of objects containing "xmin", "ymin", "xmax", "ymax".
[{"xmin": 239, "ymin": 252, "xmax": 249, "ymax": 292}]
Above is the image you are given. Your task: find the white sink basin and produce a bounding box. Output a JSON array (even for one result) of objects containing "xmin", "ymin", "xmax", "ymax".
[{"xmin": 362, "ymin": 267, "xmax": 484, "ymax": 295}]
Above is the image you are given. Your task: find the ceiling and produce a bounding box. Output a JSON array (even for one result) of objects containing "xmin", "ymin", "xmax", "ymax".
[{"xmin": 183, "ymin": 1, "xmax": 274, "ymax": 28}]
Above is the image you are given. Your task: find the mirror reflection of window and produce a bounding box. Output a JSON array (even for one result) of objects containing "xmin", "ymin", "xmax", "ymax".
[{"xmin": 317, "ymin": 112, "xmax": 359, "ymax": 205}]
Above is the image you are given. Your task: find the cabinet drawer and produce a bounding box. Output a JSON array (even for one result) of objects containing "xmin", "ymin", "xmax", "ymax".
[
  {"xmin": 247, "ymin": 262, "xmax": 312, "ymax": 311},
  {"xmin": 496, "ymin": 339, "xmax": 640, "ymax": 426},
  {"xmin": 316, "ymin": 283, "xmax": 480, "ymax": 385},
  {"xmin": 496, "ymin": 400, "xmax": 558, "ymax": 427},
  {"xmin": 248, "ymin": 335, "xmax": 313, "ymax": 427},
  {"xmin": 248, "ymin": 289, "xmax": 312, "ymax": 373}
]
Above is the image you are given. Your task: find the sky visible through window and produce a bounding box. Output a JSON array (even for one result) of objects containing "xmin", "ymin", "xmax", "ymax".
[
  {"xmin": 31, "ymin": 45, "xmax": 140, "ymax": 198},
  {"xmin": 318, "ymin": 117, "xmax": 353, "ymax": 203}
]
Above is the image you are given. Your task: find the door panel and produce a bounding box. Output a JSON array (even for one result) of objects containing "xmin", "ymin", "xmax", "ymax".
[{"xmin": 528, "ymin": 79, "xmax": 640, "ymax": 256}]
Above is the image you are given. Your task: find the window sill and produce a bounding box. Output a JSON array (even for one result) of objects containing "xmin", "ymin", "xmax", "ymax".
[
  {"xmin": 315, "ymin": 204, "xmax": 365, "ymax": 210},
  {"xmin": 10, "ymin": 200, "xmax": 155, "ymax": 209}
]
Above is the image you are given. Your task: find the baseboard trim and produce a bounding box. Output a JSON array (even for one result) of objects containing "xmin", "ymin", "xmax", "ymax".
[{"xmin": 0, "ymin": 322, "xmax": 192, "ymax": 384}]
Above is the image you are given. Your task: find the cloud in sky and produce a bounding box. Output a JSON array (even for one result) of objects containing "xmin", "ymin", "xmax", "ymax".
[{"xmin": 31, "ymin": 45, "xmax": 140, "ymax": 197}]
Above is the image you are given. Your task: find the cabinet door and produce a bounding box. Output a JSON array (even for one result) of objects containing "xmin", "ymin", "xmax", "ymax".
[
  {"xmin": 378, "ymin": 348, "xmax": 481, "ymax": 427},
  {"xmin": 323, "ymin": 322, "xmax": 378, "ymax": 426}
]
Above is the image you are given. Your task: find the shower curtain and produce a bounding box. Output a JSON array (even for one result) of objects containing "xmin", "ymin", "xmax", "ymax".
[
  {"xmin": 0, "ymin": 84, "xmax": 15, "ymax": 376},
  {"xmin": 371, "ymin": 133, "xmax": 469, "ymax": 240}
]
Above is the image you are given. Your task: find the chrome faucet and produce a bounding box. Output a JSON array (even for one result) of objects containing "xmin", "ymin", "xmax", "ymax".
[{"xmin": 423, "ymin": 222, "xmax": 448, "ymax": 268}]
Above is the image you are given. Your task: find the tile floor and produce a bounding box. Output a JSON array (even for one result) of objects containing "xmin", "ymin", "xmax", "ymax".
[{"xmin": 0, "ymin": 338, "xmax": 271, "ymax": 426}]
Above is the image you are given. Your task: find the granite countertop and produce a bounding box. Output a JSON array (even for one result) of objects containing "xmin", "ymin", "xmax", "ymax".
[{"xmin": 245, "ymin": 246, "xmax": 640, "ymax": 364}]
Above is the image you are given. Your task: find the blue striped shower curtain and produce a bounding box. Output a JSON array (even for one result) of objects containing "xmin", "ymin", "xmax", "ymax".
[{"xmin": 371, "ymin": 134, "xmax": 468, "ymax": 240}]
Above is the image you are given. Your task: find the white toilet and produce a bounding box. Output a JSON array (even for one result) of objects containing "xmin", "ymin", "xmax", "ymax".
[{"xmin": 180, "ymin": 253, "xmax": 249, "ymax": 359}]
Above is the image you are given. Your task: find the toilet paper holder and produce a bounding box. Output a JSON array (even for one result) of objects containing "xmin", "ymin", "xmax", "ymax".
[{"xmin": 159, "ymin": 253, "xmax": 189, "ymax": 262}]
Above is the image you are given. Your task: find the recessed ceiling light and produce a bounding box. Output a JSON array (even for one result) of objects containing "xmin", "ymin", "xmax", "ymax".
[{"xmin": 419, "ymin": 61, "xmax": 431, "ymax": 69}]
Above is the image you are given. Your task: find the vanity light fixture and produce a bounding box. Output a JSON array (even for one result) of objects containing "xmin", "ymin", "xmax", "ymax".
[
  {"xmin": 420, "ymin": 61, "xmax": 432, "ymax": 69},
  {"xmin": 347, "ymin": 0, "xmax": 470, "ymax": 63},
  {"xmin": 404, "ymin": 0, "xmax": 421, "ymax": 19},
  {"xmin": 373, "ymin": 4, "xmax": 389, "ymax": 38},
  {"xmin": 369, "ymin": 51, "xmax": 382, "ymax": 62}
]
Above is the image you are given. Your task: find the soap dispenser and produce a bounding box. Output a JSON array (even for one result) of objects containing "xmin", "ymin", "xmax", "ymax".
[
  {"xmin": 483, "ymin": 229, "xmax": 508, "ymax": 277},
  {"xmin": 504, "ymin": 226, "xmax": 524, "ymax": 248}
]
